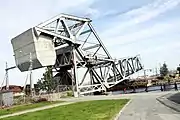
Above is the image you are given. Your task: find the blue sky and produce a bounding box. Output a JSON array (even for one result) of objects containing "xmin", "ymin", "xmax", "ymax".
[{"xmin": 0, "ymin": 0, "xmax": 180, "ymax": 85}]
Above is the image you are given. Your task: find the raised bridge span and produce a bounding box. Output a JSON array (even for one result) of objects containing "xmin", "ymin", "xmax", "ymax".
[{"xmin": 11, "ymin": 13, "xmax": 143, "ymax": 97}]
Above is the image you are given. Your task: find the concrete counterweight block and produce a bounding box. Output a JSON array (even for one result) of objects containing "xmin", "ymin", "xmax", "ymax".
[{"xmin": 11, "ymin": 28, "xmax": 56, "ymax": 72}]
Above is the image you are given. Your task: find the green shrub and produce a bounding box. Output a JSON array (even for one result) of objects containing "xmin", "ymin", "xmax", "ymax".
[{"xmin": 67, "ymin": 91, "xmax": 73, "ymax": 97}]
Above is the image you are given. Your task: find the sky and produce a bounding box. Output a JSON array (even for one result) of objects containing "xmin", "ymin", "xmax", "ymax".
[{"xmin": 0, "ymin": 0, "xmax": 180, "ymax": 85}]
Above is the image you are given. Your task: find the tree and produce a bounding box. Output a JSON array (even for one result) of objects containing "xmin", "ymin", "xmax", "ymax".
[
  {"xmin": 160, "ymin": 63, "xmax": 168, "ymax": 77},
  {"xmin": 36, "ymin": 66, "xmax": 57, "ymax": 93},
  {"xmin": 164, "ymin": 75, "xmax": 171, "ymax": 84}
]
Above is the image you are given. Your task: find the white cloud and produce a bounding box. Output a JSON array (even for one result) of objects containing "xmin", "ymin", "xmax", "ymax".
[
  {"xmin": 101, "ymin": 0, "xmax": 180, "ymax": 37},
  {"xmin": 55, "ymin": 0, "xmax": 94, "ymax": 10},
  {"xmin": 98, "ymin": 0, "xmax": 180, "ymax": 56},
  {"xmin": 140, "ymin": 40, "xmax": 180, "ymax": 54},
  {"xmin": 103, "ymin": 19, "xmax": 180, "ymax": 47},
  {"xmin": 0, "ymin": 0, "xmax": 96, "ymax": 37},
  {"xmin": 75, "ymin": 5, "xmax": 119, "ymax": 20},
  {"xmin": 84, "ymin": 9, "xmax": 119, "ymax": 20},
  {"xmin": 83, "ymin": 8, "xmax": 100, "ymax": 19},
  {"xmin": 129, "ymin": 0, "xmax": 180, "ymax": 24},
  {"xmin": 96, "ymin": 0, "xmax": 180, "ymax": 71}
]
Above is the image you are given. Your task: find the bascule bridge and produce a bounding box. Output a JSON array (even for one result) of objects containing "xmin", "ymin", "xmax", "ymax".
[{"xmin": 10, "ymin": 14, "xmax": 143, "ymax": 97}]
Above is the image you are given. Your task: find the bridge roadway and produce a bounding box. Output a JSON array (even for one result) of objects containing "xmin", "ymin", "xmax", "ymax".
[{"xmin": 62, "ymin": 91, "xmax": 180, "ymax": 120}]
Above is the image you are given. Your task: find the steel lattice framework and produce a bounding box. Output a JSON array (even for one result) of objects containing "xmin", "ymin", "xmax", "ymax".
[{"xmin": 12, "ymin": 14, "xmax": 143, "ymax": 96}]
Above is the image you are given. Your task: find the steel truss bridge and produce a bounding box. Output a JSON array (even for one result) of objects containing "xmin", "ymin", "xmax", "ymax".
[{"xmin": 10, "ymin": 14, "xmax": 143, "ymax": 97}]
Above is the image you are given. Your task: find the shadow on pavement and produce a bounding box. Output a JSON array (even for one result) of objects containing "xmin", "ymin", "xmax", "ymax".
[
  {"xmin": 157, "ymin": 92, "xmax": 180, "ymax": 112},
  {"xmin": 167, "ymin": 92, "xmax": 180, "ymax": 104}
]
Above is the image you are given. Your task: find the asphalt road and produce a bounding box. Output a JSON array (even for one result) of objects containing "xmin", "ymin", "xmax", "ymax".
[{"xmin": 118, "ymin": 92, "xmax": 180, "ymax": 120}]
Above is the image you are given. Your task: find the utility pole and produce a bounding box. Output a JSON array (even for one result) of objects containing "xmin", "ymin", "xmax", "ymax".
[
  {"xmin": 144, "ymin": 69, "xmax": 148, "ymax": 92},
  {"xmin": 144, "ymin": 69, "xmax": 146, "ymax": 80},
  {"xmin": 29, "ymin": 52, "xmax": 34, "ymax": 97},
  {"xmin": 155, "ymin": 67, "xmax": 158, "ymax": 76},
  {"xmin": 5, "ymin": 62, "xmax": 9, "ymax": 90}
]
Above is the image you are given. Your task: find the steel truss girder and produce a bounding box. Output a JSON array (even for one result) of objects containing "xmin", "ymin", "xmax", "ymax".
[{"xmin": 32, "ymin": 13, "xmax": 143, "ymax": 96}]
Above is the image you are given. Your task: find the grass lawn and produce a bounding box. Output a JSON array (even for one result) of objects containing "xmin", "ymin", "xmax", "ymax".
[
  {"xmin": 0, "ymin": 101, "xmax": 64, "ymax": 116},
  {"xmin": 2, "ymin": 99, "xmax": 129, "ymax": 120}
]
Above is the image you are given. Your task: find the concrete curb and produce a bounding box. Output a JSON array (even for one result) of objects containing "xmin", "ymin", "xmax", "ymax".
[
  {"xmin": 114, "ymin": 99, "xmax": 132, "ymax": 120},
  {"xmin": 156, "ymin": 94, "xmax": 180, "ymax": 113}
]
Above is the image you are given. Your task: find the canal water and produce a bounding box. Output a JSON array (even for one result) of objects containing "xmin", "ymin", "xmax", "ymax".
[{"xmin": 112, "ymin": 83, "xmax": 180, "ymax": 95}]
